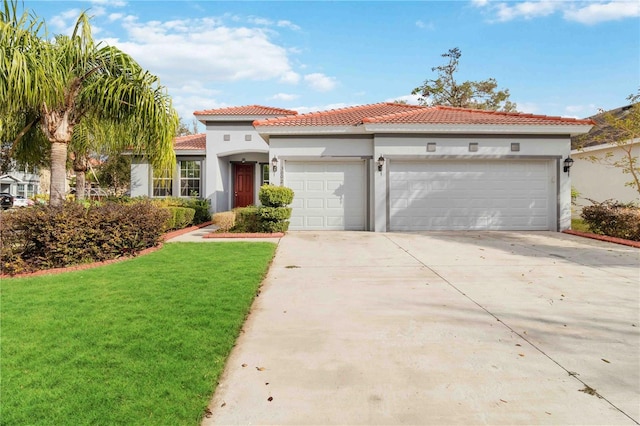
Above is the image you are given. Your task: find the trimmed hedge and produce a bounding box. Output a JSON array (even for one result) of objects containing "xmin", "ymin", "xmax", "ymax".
[
  {"xmin": 149, "ymin": 197, "xmax": 211, "ymax": 225},
  {"xmin": 0, "ymin": 201, "xmax": 170, "ymax": 275},
  {"xmin": 164, "ymin": 207, "xmax": 196, "ymax": 230},
  {"xmin": 257, "ymin": 207, "xmax": 292, "ymax": 221},
  {"xmin": 232, "ymin": 206, "xmax": 260, "ymax": 233},
  {"xmin": 581, "ymin": 200, "xmax": 640, "ymax": 242},
  {"xmin": 259, "ymin": 185, "xmax": 294, "ymax": 207}
]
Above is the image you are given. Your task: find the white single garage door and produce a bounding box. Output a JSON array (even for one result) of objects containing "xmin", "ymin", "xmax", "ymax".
[
  {"xmin": 389, "ymin": 160, "xmax": 555, "ymax": 231},
  {"xmin": 286, "ymin": 161, "xmax": 366, "ymax": 230}
]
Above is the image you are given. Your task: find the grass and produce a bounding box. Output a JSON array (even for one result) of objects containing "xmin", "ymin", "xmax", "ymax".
[
  {"xmin": 0, "ymin": 242, "xmax": 277, "ymax": 425},
  {"xmin": 571, "ymin": 217, "xmax": 592, "ymax": 232}
]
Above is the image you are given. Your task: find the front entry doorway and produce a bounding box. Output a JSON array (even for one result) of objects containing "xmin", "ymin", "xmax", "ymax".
[{"xmin": 233, "ymin": 163, "xmax": 254, "ymax": 207}]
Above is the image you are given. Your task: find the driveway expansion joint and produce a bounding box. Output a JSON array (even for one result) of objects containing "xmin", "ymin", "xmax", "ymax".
[{"xmin": 383, "ymin": 233, "xmax": 639, "ymax": 425}]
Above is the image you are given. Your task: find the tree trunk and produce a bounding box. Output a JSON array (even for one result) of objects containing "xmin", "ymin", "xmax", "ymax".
[
  {"xmin": 73, "ymin": 154, "xmax": 88, "ymax": 201},
  {"xmin": 50, "ymin": 142, "xmax": 68, "ymax": 207}
]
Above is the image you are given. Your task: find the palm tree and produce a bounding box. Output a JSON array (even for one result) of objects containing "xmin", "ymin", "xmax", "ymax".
[{"xmin": 0, "ymin": 1, "xmax": 177, "ymax": 206}]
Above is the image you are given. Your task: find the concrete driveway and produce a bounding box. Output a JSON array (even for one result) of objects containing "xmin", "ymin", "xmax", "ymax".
[{"xmin": 203, "ymin": 231, "xmax": 640, "ymax": 425}]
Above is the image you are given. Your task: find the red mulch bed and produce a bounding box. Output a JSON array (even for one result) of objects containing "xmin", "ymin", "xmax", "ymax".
[{"xmin": 563, "ymin": 229, "xmax": 640, "ymax": 249}]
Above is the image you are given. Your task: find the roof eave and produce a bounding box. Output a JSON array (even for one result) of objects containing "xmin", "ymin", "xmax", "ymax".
[
  {"xmin": 175, "ymin": 149, "xmax": 206, "ymax": 156},
  {"xmin": 363, "ymin": 123, "xmax": 594, "ymax": 136}
]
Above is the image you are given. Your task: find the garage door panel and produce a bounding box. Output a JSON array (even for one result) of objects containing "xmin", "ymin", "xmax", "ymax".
[
  {"xmin": 286, "ymin": 161, "xmax": 366, "ymax": 231},
  {"xmin": 390, "ymin": 160, "xmax": 553, "ymax": 231}
]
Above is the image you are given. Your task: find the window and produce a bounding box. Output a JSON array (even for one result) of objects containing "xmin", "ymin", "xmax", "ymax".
[
  {"xmin": 17, "ymin": 183, "xmax": 25, "ymax": 197},
  {"xmin": 180, "ymin": 160, "xmax": 201, "ymax": 196},
  {"xmin": 153, "ymin": 169, "xmax": 173, "ymax": 197},
  {"xmin": 27, "ymin": 184, "xmax": 36, "ymax": 197},
  {"xmin": 261, "ymin": 163, "xmax": 270, "ymax": 185}
]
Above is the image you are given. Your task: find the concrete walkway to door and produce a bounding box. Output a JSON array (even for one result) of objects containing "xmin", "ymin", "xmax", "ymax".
[{"xmin": 203, "ymin": 231, "xmax": 640, "ymax": 425}]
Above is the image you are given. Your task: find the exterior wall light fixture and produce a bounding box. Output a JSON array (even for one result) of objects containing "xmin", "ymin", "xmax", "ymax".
[
  {"xmin": 563, "ymin": 157, "xmax": 574, "ymax": 174},
  {"xmin": 377, "ymin": 155, "xmax": 385, "ymax": 172},
  {"xmin": 271, "ymin": 156, "xmax": 278, "ymax": 172}
]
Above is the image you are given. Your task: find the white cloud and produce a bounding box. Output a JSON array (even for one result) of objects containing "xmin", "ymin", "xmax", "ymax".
[
  {"xmin": 494, "ymin": 1, "xmax": 559, "ymax": 22},
  {"xmin": 108, "ymin": 13, "xmax": 124, "ymax": 22},
  {"xmin": 304, "ymin": 73, "xmax": 338, "ymax": 92},
  {"xmin": 102, "ymin": 16, "xmax": 300, "ymax": 87},
  {"xmin": 271, "ymin": 93, "xmax": 299, "ymax": 101},
  {"xmin": 50, "ymin": 8, "xmax": 82, "ymax": 33},
  {"xmin": 472, "ymin": 0, "xmax": 638, "ymax": 24},
  {"xmin": 415, "ymin": 20, "xmax": 435, "ymax": 30},
  {"xmin": 277, "ymin": 20, "xmax": 301, "ymax": 31},
  {"xmin": 564, "ymin": 1, "xmax": 640, "ymax": 24}
]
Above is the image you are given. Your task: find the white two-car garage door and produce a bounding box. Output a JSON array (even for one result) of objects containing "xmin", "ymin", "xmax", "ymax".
[
  {"xmin": 389, "ymin": 160, "xmax": 555, "ymax": 231},
  {"xmin": 286, "ymin": 161, "xmax": 366, "ymax": 230}
]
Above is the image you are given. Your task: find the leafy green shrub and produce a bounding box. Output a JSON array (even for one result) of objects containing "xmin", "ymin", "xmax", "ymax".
[
  {"xmin": 257, "ymin": 207, "xmax": 292, "ymax": 221},
  {"xmin": 163, "ymin": 207, "xmax": 196, "ymax": 230},
  {"xmin": 0, "ymin": 201, "xmax": 170, "ymax": 275},
  {"xmin": 259, "ymin": 185, "xmax": 294, "ymax": 207},
  {"xmin": 151, "ymin": 197, "xmax": 210, "ymax": 224},
  {"xmin": 260, "ymin": 220, "xmax": 290, "ymax": 233},
  {"xmin": 581, "ymin": 200, "xmax": 640, "ymax": 241},
  {"xmin": 232, "ymin": 206, "xmax": 260, "ymax": 233}
]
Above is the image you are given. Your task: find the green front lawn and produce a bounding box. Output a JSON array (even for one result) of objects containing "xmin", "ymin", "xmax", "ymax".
[
  {"xmin": 571, "ymin": 217, "xmax": 591, "ymax": 232},
  {"xmin": 1, "ymin": 242, "xmax": 276, "ymax": 425}
]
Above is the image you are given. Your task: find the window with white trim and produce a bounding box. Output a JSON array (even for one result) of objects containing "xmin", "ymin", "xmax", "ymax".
[
  {"xmin": 179, "ymin": 160, "xmax": 201, "ymax": 196},
  {"xmin": 261, "ymin": 163, "xmax": 269, "ymax": 186}
]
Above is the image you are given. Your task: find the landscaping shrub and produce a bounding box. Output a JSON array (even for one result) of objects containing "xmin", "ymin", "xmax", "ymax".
[
  {"xmin": 0, "ymin": 201, "xmax": 170, "ymax": 275},
  {"xmin": 232, "ymin": 206, "xmax": 260, "ymax": 233},
  {"xmin": 257, "ymin": 185, "xmax": 294, "ymax": 233},
  {"xmin": 257, "ymin": 207, "xmax": 292, "ymax": 221},
  {"xmin": 213, "ymin": 211, "xmax": 235, "ymax": 231},
  {"xmin": 152, "ymin": 197, "xmax": 211, "ymax": 224},
  {"xmin": 581, "ymin": 200, "xmax": 640, "ymax": 241},
  {"xmin": 163, "ymin": 207, "xmax": 196, "ymax": 230},
  {"xmin": 259, "ymin": 185, "xmax": 294, "ymax": 207},
  {"xmin": 260, "ymin": 220, "xmax": 290, "ymax": 233}
]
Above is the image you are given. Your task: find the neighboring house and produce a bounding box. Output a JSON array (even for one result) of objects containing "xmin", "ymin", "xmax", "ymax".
[
  {"xmin": 0, "ymin": 164, "xmax": 41, "ymax": 198},
  {"xmin": 132, "ymin": 103, "xmax": 593, "ymax": 232},
  {"xmin": 571, "ymin": 105, "xmax": 640, "ymax": 210}
]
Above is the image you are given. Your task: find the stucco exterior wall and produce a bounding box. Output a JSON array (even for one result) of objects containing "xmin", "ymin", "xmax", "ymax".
[
  {"xmin": 204, "ymin": 121, "xmax": 269, "ymax": 212},
  {"xmin": 571, "ymin": 143, "xmax": 640, "ymax": 210},
  {"xmin": 130, "ymin": 158, "xmax": 150, "ymax": 197}
]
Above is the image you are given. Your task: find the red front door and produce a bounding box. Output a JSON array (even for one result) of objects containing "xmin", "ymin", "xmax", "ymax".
[{"xmin": 234, "ymin": 164, "xmax": 254, "ymax": 207}]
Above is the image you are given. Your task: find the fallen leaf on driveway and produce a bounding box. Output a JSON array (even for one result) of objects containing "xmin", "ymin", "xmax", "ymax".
[
  {"xmin": 256, "ymin": 366, "xmax": 266, "ymax": 371},
  {"xmin": 515, "ymin": 344, "xmax": 521, "ymax": 347},
  {"xmin": 500, "ymin": 399, "xmax": 508, "ymax": 403},
  {"xmin": 601, "ymin": 359, "xmax": 610, "ymax": 363},
  {"xmin": 268, "ymin": 396, "xmax": 273, "ymax": 402},
  {"xmin": 220, "ymin": 402, "xmax": 226, "ymax": 408},
  {"xmin": 519, "ymin": 354, "xmax": 525, "ymax": 357}
]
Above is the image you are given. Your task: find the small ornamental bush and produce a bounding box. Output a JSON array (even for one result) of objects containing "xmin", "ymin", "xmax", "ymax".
[
  {"xmin": 213, "ymin": 211, "xmax": 235, "ymax": 231},
  {"xmin": 0, "ymin": 201, "xmax": 170, "ymax": 275},
  {"xmin": 581, "ymin": 200, "xmax": 640, "ymax": 241},
  {"xmin": 163, "ymin": 207, "xmax": 196, "ymax": 230},
  {"xmin": 150, "ymin": 197, "xmax": 211, "ymax": 224},
  {"xmin": 259, "ymin": 185, "xmax": 294, "ymax": 207},
  {"xmin": 257, "ymin": 207, "xmax": 292, "ymax": 221},
  {"xmin": 232, "ymin": 206, "xmax": 260, "ymax": 233}
]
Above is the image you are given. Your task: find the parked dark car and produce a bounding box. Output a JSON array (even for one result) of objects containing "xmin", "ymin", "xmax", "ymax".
[{"xmin": 0, "ymin": 192, "xmax": 14, "ymax": 210}]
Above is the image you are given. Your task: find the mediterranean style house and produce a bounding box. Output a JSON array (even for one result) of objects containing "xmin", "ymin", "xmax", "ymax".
[{"xmin": 131, "ymin": 103, "xmax": 594, "ymax": 232}]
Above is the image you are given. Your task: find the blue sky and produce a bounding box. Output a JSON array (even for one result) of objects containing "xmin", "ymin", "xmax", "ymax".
[{"xmin": 25, "ymin": 0, "xmax": 640, "ymax": 125}]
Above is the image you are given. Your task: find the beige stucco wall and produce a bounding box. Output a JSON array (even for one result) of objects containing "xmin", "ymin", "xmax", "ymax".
[{"xmin": 571, "ymin": 143, "xmax": 640, "ymax": 212}]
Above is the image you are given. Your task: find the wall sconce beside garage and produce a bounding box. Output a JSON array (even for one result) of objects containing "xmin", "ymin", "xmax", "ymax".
[
  {"xmin": 469, "ymin": 143, "xmax": 479, "ymax": 152},
  {"xmin": 511, "ymin": 143, "xmax": 520, "ymax": 152}
]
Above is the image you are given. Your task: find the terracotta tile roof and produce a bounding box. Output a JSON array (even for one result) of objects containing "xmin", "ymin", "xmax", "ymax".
[
  {"xmin": 174, "ymin": 133, "xmax": 206, "ymax": 151},
  {"xmin": 253, "ymin": 103, "xmax": 594, "ymax": 127},
  {"xmin": 253, "ymin": 103, "xmax": 424, "ymax": 127},
  {"xmin": 194, "ymin": 105, "xmax": 298, "ymax": 116},
  {"xmin": 362, "ymin": 106, "xmax": 596, "ymax": 126}
]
